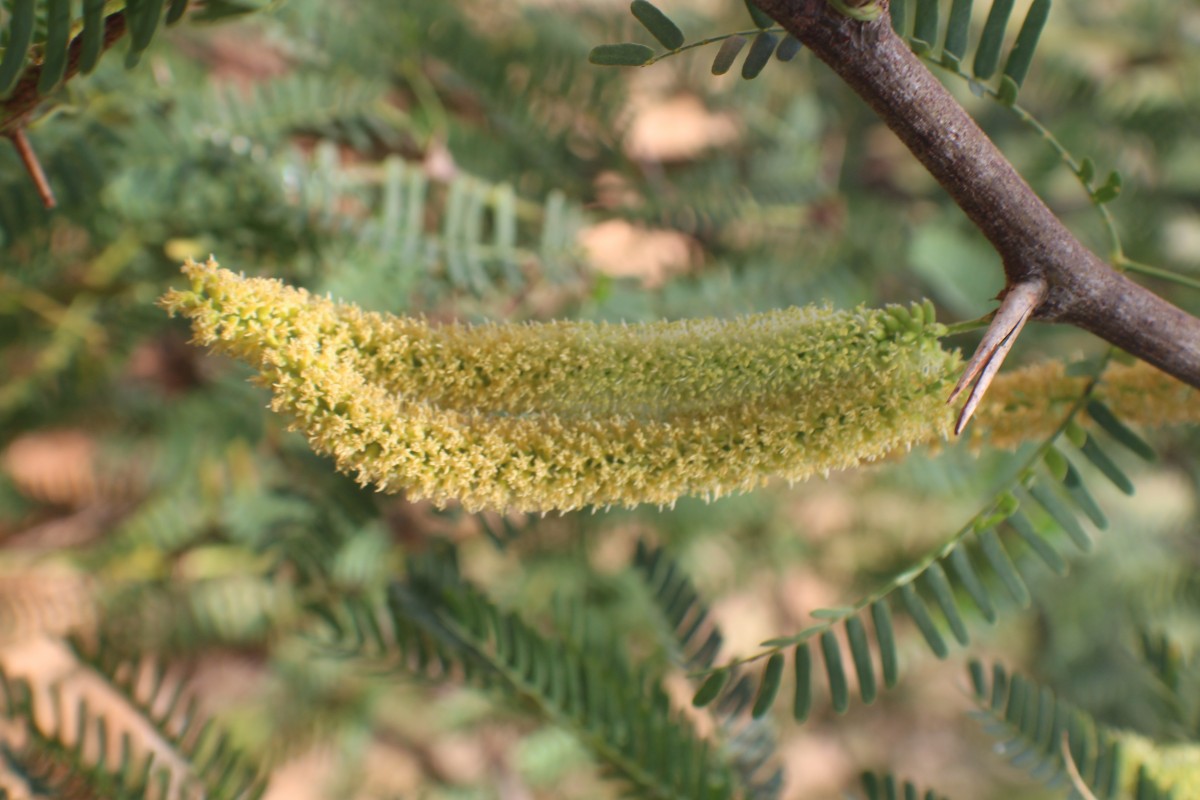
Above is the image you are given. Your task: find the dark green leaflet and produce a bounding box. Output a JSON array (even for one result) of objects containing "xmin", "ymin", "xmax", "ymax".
[
  {"xmin": 973, "ymin": 0, "xmax": 1015, "ymax": 80},
  {"xmin": 741, "ymin": 31, "xmax": 777, "ymax": 79},
  {"xmin": 588, "ymin": 43, "xmax": 654, "ymax": 66},
  {"xmin": 711, "ymin": 35, "xmax": 748, "ymax": 75},
  {"xmin": 630, "ymin": 1, "xmax": 684, "ymax": 51},
  {"xmin": 0, "ymin": 0, "xmax": 37, "ymax": 96},
  {"xmin": 1003, "ymin": 0, "xmax": 1050, "ymax": 87}
]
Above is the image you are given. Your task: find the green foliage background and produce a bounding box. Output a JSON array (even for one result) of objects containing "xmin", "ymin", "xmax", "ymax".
[{"xmin": 0, "ymin": 0, "xmax": 1198, "ymax": 798}]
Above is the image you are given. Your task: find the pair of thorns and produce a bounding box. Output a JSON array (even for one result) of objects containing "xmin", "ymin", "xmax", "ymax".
[{"xmin": 950, "ymin": 280, "xmax": 1046, "ymax": 436}]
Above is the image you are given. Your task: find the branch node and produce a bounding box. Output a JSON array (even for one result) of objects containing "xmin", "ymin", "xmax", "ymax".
[
  {"xmin": 6, "ymin": 128, "xmax": 57, "ymax": 209},
  {"xmin": 948, "ymin": 279, "xmax": 1047, "ymax": 435},
  {"xmin": 825, "ymin": 0, "xmax": 885, "ymax": 21}
]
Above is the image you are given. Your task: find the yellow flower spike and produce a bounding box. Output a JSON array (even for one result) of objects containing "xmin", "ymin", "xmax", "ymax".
[
  {"xmin": 972, "ymin": 359, "xmax": 1200, "ymax": 450},
  {"xmin": 1115, "ymin": 732, "xmax": 1200, "ymax": 798},
  {"xmin": 161, "ymin": 259, "xmax": 1200, "ymax": 511},
  {"xmin": 162, "ymin": 258, "xmax": 960, "ymax": 512},
  {"xmin": 336, "ymin": 301, "xmax": 946, "ymax": 419}
]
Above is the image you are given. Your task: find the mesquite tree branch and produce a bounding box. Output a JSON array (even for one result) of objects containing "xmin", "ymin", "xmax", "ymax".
[
  {"xmin": 0, "ymin": 12, "xmax": 128, "ymax": 208},
  {"xmin": 751, "ymin": 0, "xmax": 1200, "ymax": 396},
  {"xmin": 0, "ymin": 13, "xmax": 128, "ymax": 135}
]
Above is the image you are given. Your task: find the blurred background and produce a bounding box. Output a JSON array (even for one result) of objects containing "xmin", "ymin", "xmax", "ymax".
[{"xmin": 0, "ymin": 0, "xmax": 1198, "ymax": 797}]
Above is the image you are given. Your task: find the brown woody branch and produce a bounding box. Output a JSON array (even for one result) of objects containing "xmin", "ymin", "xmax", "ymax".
[{"xmin": 751, "ymin": 0, "xmax": 1200, "ymax": 408}]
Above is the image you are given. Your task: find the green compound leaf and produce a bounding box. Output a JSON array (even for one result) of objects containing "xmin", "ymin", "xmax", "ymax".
[
  {"xmin": 630, "ymin": 0, "xmax": 685, "ymax": 50},
  {"xmin": 741, "ymin": 31, "xmax": 777, "ymax": 79},
  {"xmin": 967, "ymin": 661, "xmax": 1149, "ymax": 800},
  {"xmin": 588, "ymin": 43, "xmax": 655, "ymax": 66},
  {"xmin": 382, "ymin": 552, "xmax": 740, "ymax": 800},
  {"xmin": 711, "ymin": 35, "xmax": 748, "ymax": 75},
  {"xmin": 634, "ymin": 541, "xmax": 725, "ymax": 669},
  {"xmin": 751, "ymin": 653, "xmax": 784, "ymax": 718}
]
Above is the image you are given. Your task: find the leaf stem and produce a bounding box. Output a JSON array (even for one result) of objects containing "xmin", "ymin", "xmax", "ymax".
[
  {"xmin": 942, "ymin": 311, "xmax": 996, "ymax": 336},
  {"xmin": 645, "ymin": 27, "xmax": 787, "ymax": 65},
  {"xmin": 1116, "ymin": 258, "xmax": 1200, "ymax": 292}
]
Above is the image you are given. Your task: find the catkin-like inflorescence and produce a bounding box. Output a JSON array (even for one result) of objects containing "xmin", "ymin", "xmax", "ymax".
[
  {"xmin": 973, "ymin": 359, "xmax": 1200, "ymax": 450},
  {"xmin": 162, "ymin": 258, "xmax": 960, "ymax": 512},
  {"xmin": 1115, "ymin": 732, "xmax": 1200, "ymax": 798}
]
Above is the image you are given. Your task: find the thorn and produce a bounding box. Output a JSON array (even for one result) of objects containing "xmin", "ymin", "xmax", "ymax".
[
  {"xmin": 948, "ymin": 279, "xmax": 1047, "ymax": 435},
  {"xmin": 6, "ymin": 128, "xmax": 56, "ymax": 209},
  {"xmin": 1061, "ymin": 732, "xmax": 1100, "ymax": 800}
]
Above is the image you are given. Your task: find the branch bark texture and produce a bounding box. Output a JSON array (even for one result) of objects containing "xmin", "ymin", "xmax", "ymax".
[{"xmin": 752, "ymin": 0, "xmax": 1200, "ymax": 390}]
